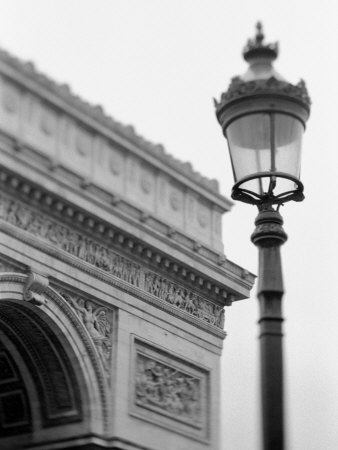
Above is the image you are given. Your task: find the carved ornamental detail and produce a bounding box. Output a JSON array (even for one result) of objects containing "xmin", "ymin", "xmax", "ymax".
[
  {"xmin": 0, "ymin": 193, "xmax": 225, "ymax": 329},
  {"xmin": 131, "ymin": 340, "xmax": 210, "ymax": 440},
  {"xmin": 60, "ymin": 291, "xmax": 113, "ymax": 376},
  {"xmin": 215, "ymin": 76, "xmax": 311, "ymax": 111},
  {"xmin": 135, "ymin": 352, "xmax": 202, "ymax": 426},
  {"xmin": 23, "ymin": 271, "xmax": 49, "ymax": 306},
  {"xmin": 144, "ymin": 273, "xmax": 225, "ymax": 328}
]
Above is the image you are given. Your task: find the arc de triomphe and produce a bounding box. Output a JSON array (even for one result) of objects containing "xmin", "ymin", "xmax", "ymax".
[{"xmin": 0, "ymin": 49, "xmax": 254, "ymax": 450}]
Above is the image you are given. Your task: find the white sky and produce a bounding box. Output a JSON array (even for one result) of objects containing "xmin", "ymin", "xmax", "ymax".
[{"xmin": 1, "ymin": 1, "xmax": 338, "ymax": 449}]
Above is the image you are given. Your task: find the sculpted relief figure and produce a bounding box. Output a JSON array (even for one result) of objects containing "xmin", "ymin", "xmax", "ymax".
[
  {"xmin": 145, "ymin": 273, "xmax": 189, "ymax": 309},
  {"xmin": 143, "ymin": 271, "xmax": 225, "ymax": 327},
  {"xmin": 184, "ymin": 292, "xmax": 197, "ymax": 314},
  {"xmin": 135, "ymin": 353, "xmax": 202, "ymax": 425},
  {"xmin": 215, "ymin": 307, "xmax": 225, "ymax": 329},
  {"xmin": 61, "ymin": 292, "xmax": 113, "ymax": 375}
]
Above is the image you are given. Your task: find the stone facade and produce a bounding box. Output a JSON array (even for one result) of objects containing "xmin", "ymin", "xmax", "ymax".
[{"xmin": 0, "ymin": 48, "xmax": 254, "ymax": 450}]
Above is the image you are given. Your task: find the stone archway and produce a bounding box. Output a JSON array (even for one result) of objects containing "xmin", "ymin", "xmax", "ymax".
[{"xmin": 0, "ymin": 272, "xmax": 110, "ymax": 449}]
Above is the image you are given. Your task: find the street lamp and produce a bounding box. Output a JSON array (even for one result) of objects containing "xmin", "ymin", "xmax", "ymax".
[{"xmin": 215, "ymin": 23, "xmax": 311, "ymax": 450}]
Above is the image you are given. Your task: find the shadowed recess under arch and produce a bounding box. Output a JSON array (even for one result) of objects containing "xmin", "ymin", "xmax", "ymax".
[{"xmin": 0, "ymin": 300, "xmax": 83, "ymax": 432}]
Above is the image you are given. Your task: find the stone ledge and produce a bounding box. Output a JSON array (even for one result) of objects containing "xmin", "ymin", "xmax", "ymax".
[
  {"xmin": 0, "ymin": 135, "xmax": 226, "ymax": 267},
  {"xmin": 0, "ymin": 164, "xmax": 254, "ymax": 300}
]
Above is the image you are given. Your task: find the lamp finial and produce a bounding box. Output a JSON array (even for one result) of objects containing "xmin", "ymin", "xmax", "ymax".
[
  {"xmin": 243, "ymin": 22, "xmax": 278, "ymax": 62},
  {"xmin": 255, "ymin": 21, "xmax": 264, "ymax": 45}
]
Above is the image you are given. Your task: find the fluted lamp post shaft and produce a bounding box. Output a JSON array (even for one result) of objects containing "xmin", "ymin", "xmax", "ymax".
[{"xmin": 215, "ymin": 22, "xmax": 311, "ymax": 450}]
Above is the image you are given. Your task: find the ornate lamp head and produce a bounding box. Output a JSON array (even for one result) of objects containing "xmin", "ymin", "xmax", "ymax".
[{"xmin": 215, "ymin": 23, "xmax": 311, "ymax": 207}]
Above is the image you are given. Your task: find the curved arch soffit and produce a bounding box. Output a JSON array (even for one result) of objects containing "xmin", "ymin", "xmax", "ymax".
[{"xmin": 0, "ymin": 272, "xmax": 110, "ymax": 433}]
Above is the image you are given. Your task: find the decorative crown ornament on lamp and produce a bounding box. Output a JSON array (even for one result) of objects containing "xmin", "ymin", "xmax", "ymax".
[{"xmin": 215, "ymin": 22, "xmax": 311, "ymax": 207}]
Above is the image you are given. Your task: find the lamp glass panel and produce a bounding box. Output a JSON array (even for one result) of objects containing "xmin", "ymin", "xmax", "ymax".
[
  {"xmin": 226, "ymin": 113, "xmax": 304, "ymax": 196},
  {"xmin": 274, "ymin": 114, "xmax": 303, "ymax": 178}
]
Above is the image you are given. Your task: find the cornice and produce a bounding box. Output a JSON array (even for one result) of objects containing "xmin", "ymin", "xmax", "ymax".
[
  {"xmin": 0, "ymin": 130, "xmax": 225, "ymax": 266},
  {"xmin": 0, "ymin": 47, "xmax": 224, "ymax": 197},
  {"xmin": 0, "ymin": 170, "xmax": 254, "ymax": 320},
  {"xmin": 0, "ymin": 151, "xmax": 254, "ymax": 299}
]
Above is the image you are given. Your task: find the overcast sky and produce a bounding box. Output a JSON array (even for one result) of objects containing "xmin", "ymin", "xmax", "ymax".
[{"xmin": 1, "ymin": 1, "xmax": 338, "ymax": 449}]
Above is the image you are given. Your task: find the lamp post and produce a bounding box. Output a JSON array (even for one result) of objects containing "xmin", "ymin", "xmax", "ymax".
[{"xmin": 215, "ymin": 23, "xmax": 311, "ymax": 450}]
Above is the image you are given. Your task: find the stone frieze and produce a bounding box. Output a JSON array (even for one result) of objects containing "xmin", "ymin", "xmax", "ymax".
[{"xmin": 0, "ymin": 193, "xmax": 225, "ymax": 329}]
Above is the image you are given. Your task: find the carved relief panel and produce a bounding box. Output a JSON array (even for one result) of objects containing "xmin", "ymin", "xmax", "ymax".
[
  {"xmin": 59, "ymin": 290, "xmax": 114, "ymax": 379},
  {"xmin": 156, "ymin": 176, "xmax": 184, "ymax": 229},
  {"xmin": 58, "ymin": 118, "xmax": 93, "ymax": 179},
  {"xmin": 0, "ymin": 77, "xmax": 21, "ymax": 136},
  {"xmin": 21, "ymin": 96, "xmax": 58, "ymax": 158},
  {"xmin": 130, "ymin": 338, "xmax": 210, "ymax": 442},
  {"xmin": 125, "ymin": 156, "xmax": 156, "ymax": 212},
  {"xmin": 0, "ymin": 77, "xmax": 60, "ymax": 159},
  {"xmin": 139, "ymin": 164, "xmax": 156, "ymax": 209},
  {"xmin": 185, "ymin": 193, "xmax": 212, "ymax": 245},
  {"xmin": 93, "ymin": 139, "xmax": 125, "ymax": 195}
]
